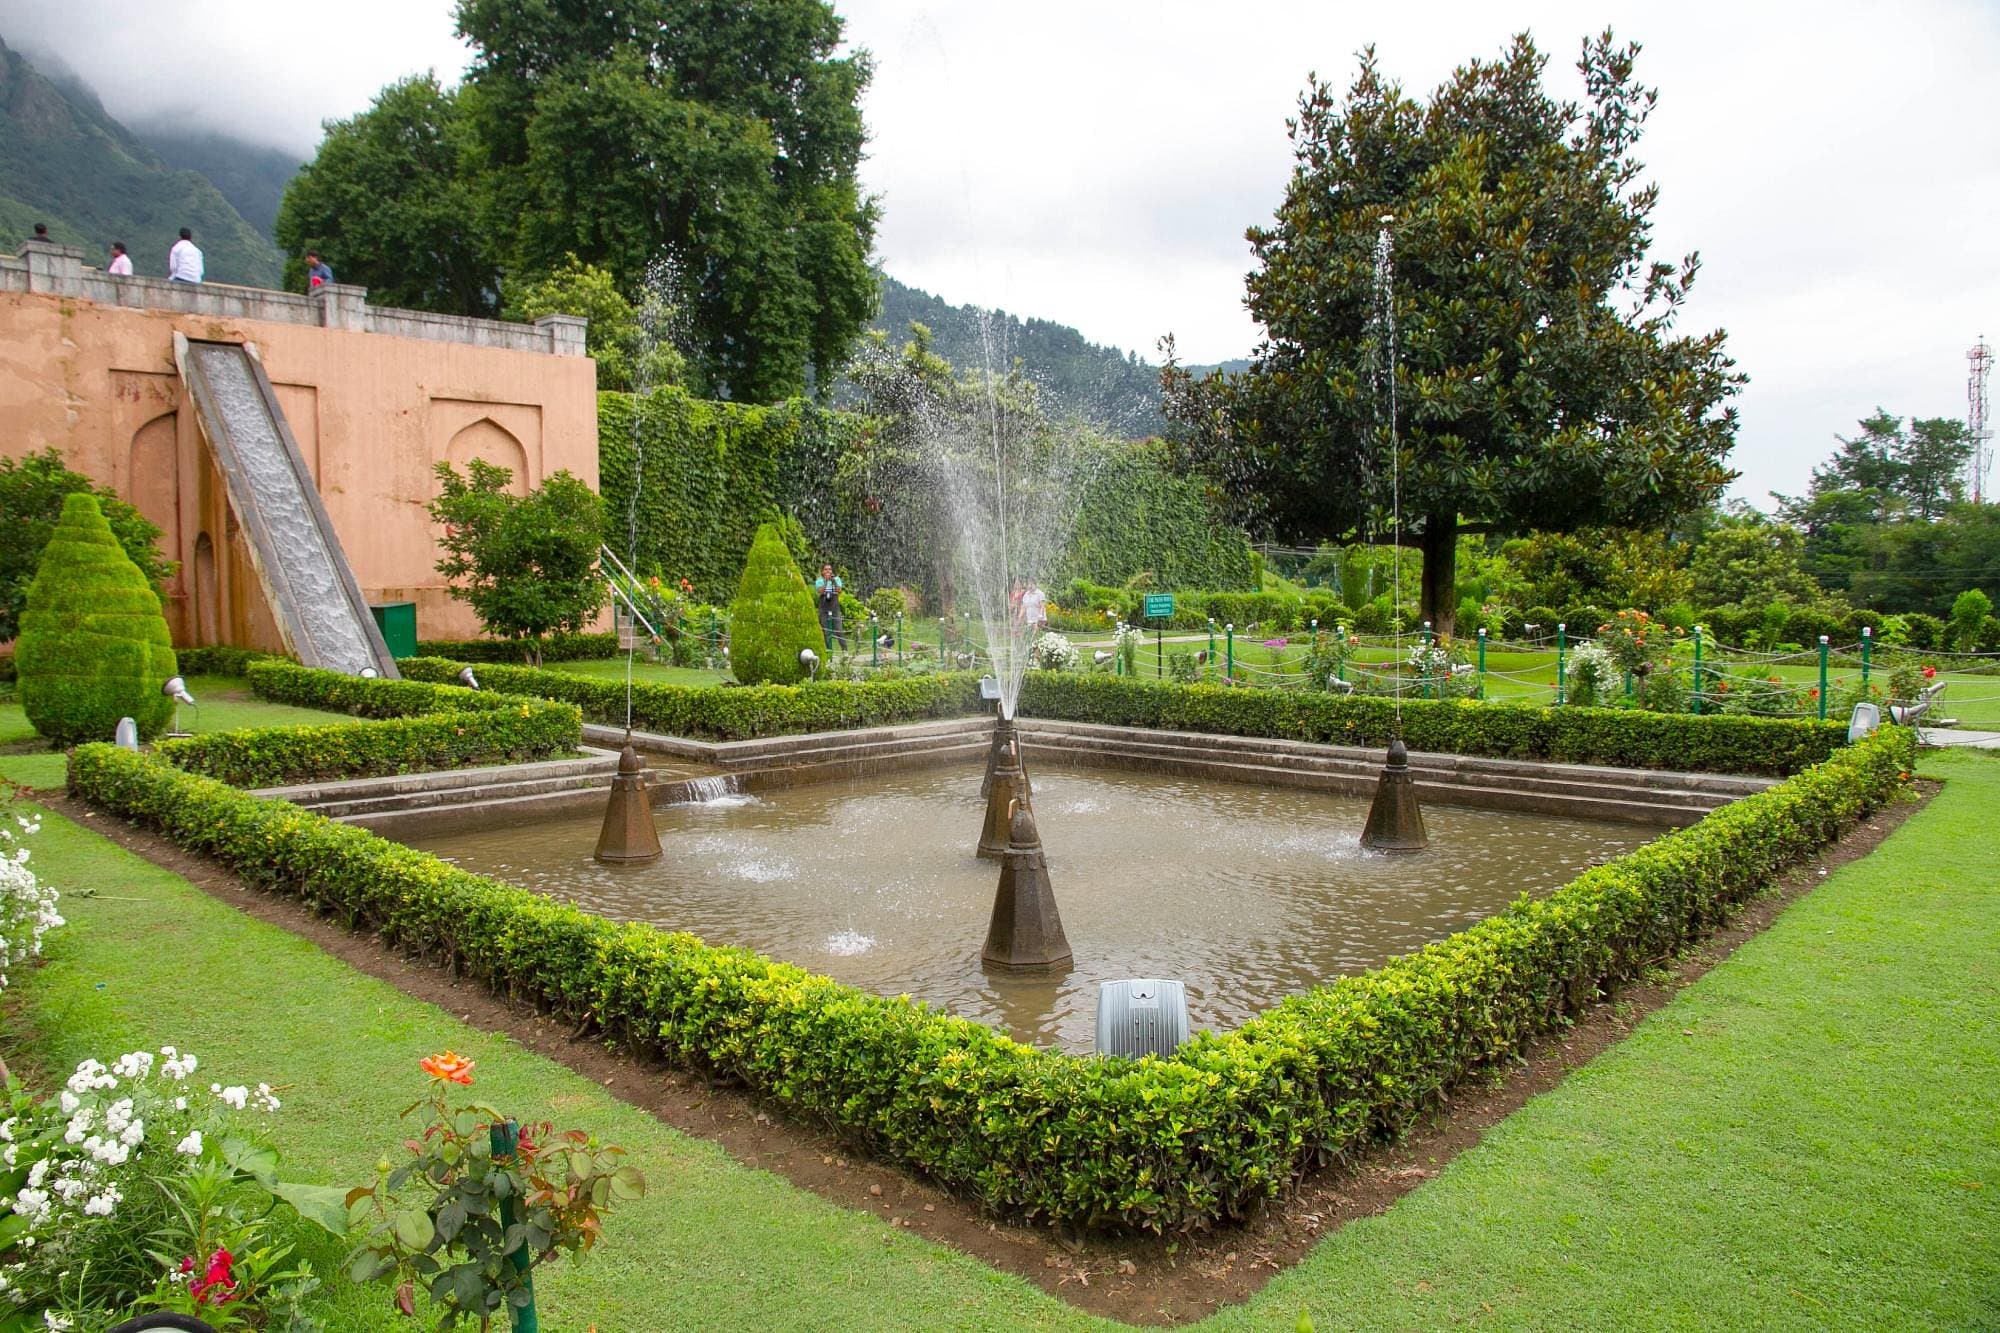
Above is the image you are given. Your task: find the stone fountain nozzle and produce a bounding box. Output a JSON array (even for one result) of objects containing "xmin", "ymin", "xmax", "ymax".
[
  {"xmin": 981, "ymin": 798, "xmax": 1072, "ymax": 973},
  {"xmin": 1359, "ymin": 734, "xmax": 1427, "ymax": 852},
  {"xmin": 977, "ymin": 717, "xmax": 1033, "ymax": 853},
  {"xmin": 593, "ymin": 745, "xmax": 663, "ymax": 864}
]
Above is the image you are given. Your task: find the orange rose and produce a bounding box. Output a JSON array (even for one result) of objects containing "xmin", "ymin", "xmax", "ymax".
[{"xmin": 421, "ymin": 1051, "xmax": 476, "ymax": 1085}]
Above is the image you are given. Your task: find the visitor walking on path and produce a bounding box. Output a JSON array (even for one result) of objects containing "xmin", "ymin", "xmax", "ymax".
[
  {"xmin": 813, "ymin": 563, "xmax": 847, "ymax": 649},
  {"xmin": 106, "ymin": 242, "xmax": 132, "ymax": 276},
  {"xmin": 304, "ymin": 250, "xmax": 334, "ymax": 289},
  {"xmin": 167, "ymin": 228, "xmax": 203, "ymax": 283},
  {"xmin": 1020, "ymin": 579, "xmax": 1049, "ymax": 640}
]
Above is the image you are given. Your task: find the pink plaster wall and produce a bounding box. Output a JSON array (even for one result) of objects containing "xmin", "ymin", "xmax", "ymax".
[{"xmin": 0, "ymin": 289, "xmax": 599, "ymax": 646}]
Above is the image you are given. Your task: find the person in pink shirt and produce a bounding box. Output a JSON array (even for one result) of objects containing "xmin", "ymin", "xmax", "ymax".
[{"xmin": 106, "ymin": 242, "xmax": 132, "ymax": 276}]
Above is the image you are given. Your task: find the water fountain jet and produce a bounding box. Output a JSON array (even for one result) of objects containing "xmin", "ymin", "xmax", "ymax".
[{"xmin": 977, "ymin": 721, "xmax": 1034, "ymax": 859}]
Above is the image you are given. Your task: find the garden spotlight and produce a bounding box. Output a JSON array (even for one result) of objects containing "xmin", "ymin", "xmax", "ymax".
[
  {"xmin": 458, "ymin": 666, "xmax": 480, "ymax": 690},
  {"xmin": 162, "ymin": 675, "xmax": 195, "ymax": 706},
  {"xmin": 359, "ymin": 667, "xmax": 379, "ymax": 679},
  {"xmin": 799, "ymin": 647, "xmax": 819, "ymax": 680}
]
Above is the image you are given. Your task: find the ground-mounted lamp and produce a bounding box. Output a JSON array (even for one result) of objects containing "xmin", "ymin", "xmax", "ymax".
[
  {"xmin": 593, "ymin": 745, "xmax": 663, "ymax": 864},
  {"xmin": 1092, "ymin": 649, "xmax": 1114, "ymax": 669},
  {"xmin": 458, "ymin": 666, "xmax": 480, "ymax": 690},
  {"xmin": 799, "ymin": 647, "xmax": 819, "ymax": 681},
  {"xmin": 161, "ymin": 675, "xmax": 196, "ymax": 737},
  {"xmin": 981, "ymin": 799, "xmax": 1071, "ymax": 973},
  {"xmin": 359, "ymin": 666, "xmax": 379, "ymax": 680},
  {"xmin": 1358, "ymin": 735, "xmax": 1427, "ymax": 852},
  {"xmin": 114, "ymin": 717, "xmax": 139, "ymax": 752},
  {"xmin": 1095, "ymin": 979, "xmax": 1189, "ymax": 1058}
]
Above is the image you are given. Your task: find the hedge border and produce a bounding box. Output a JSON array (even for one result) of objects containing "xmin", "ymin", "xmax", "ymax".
[
  {"xmin": 149, "ymin": 662, "xmax": 583, "ymax": 787},
  {"xmin": 1018, "ymin": 673, "xmax": 1848, "ymax": 777},
  {"xmin": 67, "ymin": 724, "xmax": 1911, "ymax": 1234},
  {"xmin": 398, "ymin": 656, "xmax": 981, "ymax": 742}
]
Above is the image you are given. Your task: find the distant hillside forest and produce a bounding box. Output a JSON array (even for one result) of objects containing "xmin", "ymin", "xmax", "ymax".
[
  {"xmin": 866, "ymin": 274, "xmax": 1246, "ymax": 440},
  {"xmin": 0, "ymin": 38, "xmax": 282, "ymax": 286}
]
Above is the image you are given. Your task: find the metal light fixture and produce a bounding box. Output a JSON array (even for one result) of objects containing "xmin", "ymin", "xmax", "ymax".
[
  {"xmin": 1092, "ymin": 649, "xmax": 1114, "ymax": 667},
  {"xmin": 162, "ymin": 675, "xmax": 195, "ymax": 706},
  {"xmin": 114, "ymin": 717, "xmax": 139, "ymax": 752},
  {"xmin": 359, "ymin": 667, "xmax": 379, "ymax": 680},
  {"xmin": 798, "ymin": 647, "xmax": 819, "ymax": 680},
  {"xmin": 458, "ymin": 666, "xmax": 480, "ymax": 690}
]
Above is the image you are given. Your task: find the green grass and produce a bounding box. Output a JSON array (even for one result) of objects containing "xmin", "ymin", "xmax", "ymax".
[
  {"xmin": 539, "ymin": 657, "xmax": 732, "ymax": 687},
  {"xmin": 5, "ymin": 753, "xmax": 1995, "ymax": 1328}
]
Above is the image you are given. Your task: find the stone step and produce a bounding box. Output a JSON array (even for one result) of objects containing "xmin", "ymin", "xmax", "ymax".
[
  {"xmin": 714, "ymin": 729, "xmax": 989, "ymax": 773},
  {"xmin": 309, "ymin": 769, "xmax": 614, "ymax": 819},
  {"xmin": 259, "ymin": 750, "xmax": 620, "ymax": 807}
]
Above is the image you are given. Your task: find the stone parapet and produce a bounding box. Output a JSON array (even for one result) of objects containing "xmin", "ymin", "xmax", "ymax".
[{"xmin": 2, "ymin": 240, "xmax": 586, "ymax": 356}]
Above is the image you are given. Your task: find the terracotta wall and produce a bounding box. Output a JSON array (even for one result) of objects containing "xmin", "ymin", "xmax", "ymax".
[{"xmin": 0, "ymin": 287, "xmax": 599, "ymax": 646}]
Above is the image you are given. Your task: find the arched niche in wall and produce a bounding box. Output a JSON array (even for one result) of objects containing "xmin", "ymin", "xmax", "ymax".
[
  {"xmin": 127, "ymin": 412, "xmax": 181, "ymax": 588},
  {"xmin": 192, "ymin": 533, "xmax": 219, "ymax": 645},
  {"xmin": 444, "ymin": 418, "xmax": 531, "ymax": 496}
]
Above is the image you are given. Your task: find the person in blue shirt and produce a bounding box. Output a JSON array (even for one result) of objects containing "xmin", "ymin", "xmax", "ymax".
[
  {"xmin": 813, "ymin": 563, "xmax": 846, "ymax": 649},
  {"xmin": 304, "ymin": 250, "xmax": 334, "ymax": 290}
]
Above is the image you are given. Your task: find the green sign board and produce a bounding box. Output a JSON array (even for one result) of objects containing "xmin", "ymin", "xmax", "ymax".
[{"xmin": 1142, "ymin": 593, "xmax": 1176, "ymax": 620}]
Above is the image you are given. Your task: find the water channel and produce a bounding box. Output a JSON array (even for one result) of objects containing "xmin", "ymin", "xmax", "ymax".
[{"xmin": 402, "ymin": 766, "xmax": 1652, "ymax": 1050}]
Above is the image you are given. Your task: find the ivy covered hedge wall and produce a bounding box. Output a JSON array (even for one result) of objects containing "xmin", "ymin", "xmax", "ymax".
[
  {"xmin": 69, "ymin": 726, "xmax": 1912, "ymax": 1234},
  {"xmin": 598, "ymin": 387, "xmax": 1252, "ymax": 606}
]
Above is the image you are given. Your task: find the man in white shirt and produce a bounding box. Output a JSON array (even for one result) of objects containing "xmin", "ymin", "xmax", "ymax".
[
  {"xmin": 167, "ymin": 228, "xmax": 203, "ymax": 283},
  {"xmin": 1020, "ymin": 580, "xmax": 1049, "ymax": 639},
  {"xmin": 106, "ymin": 242, "xmax": 132, "ymax": 276}
]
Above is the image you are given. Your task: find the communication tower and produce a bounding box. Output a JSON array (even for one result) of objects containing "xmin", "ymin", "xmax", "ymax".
[{"xmin": 1972, "ymin": 337, "xmax": 1993, "ymax": 504}]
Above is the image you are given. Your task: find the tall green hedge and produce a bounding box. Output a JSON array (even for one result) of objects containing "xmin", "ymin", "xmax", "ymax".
[
  {"xmin": 396, "ymin": 657, "xmax": 979, "ymax": 740},
  {"xmin": 729, "ymin": 523, "xmax": 830, "ymax": 686},
  {"xmin": 1063, "ymin": 442, "xmax": 1256, "ymax": 591},
  {"xmin": 16, "ymin": 493, "xmax": 179, "ymax": 745},
  {"xmin": 67, "ymin": 726, "xmax": 1912, "ymax": 1234}
]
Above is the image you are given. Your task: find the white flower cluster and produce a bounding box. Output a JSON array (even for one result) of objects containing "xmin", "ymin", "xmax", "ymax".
[
  {"xmin": 1564, "ymin": 640, "xmax": 1621, "ymax": 707},
  {"xmin": 0, "ymin": 813, "xmax": 60, "ymax": 993},
  {"xmin": 1030, "ymin": 630, "xmax": 1081, "ymax": 672}
]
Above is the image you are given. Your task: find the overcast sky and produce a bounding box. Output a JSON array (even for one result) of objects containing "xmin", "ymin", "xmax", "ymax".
[{"xmin": 9, "ymin": 1, "xmax": 1998, "ymax": 505}]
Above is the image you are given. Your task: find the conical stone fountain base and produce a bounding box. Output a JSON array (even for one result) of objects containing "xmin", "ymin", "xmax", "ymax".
[
  {"xmin": 1359, "ymin": 736, "xmax": 1427, "ymax": 853},
  {"xmin": 593, "ymin": 745, "xmax": 663, "ymax": 863},
  {"xmin": 982, "ymin": 800, "xmax": 1072, "ymax": 972},
  {"xmin": 977, "ymin": 720, "xmax": 1033, "ymax": 860}
]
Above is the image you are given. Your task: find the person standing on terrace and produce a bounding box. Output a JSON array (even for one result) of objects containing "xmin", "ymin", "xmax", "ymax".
[{"xmin": 167, "ymin": 228, "xmax": 203, "ymax": 283}]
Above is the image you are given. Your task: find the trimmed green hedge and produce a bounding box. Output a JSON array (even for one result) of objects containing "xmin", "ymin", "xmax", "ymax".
[
  {"xmin": 141, "ymin": 661, "xmax": 583, "ymax": 787},
  {"xmin": 397, "ymin": 657, "xmax": 981, "ymax": 741},
  {"xmin": 155, "ymin": 704, "xmax": 581, "ymax": 788},
  {"xmin": 1018, "ymin": 673, "xmax": 1848, "ymax": 777},
  {"xmin": 68, "ymin": 726, "xmax": 1911, "ymax": 1233}
]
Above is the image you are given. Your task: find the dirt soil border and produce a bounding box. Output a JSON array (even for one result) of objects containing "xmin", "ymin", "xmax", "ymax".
[{"xmin": 41, "ymin": 784, "xmax": 1930, "ymax": 1326}]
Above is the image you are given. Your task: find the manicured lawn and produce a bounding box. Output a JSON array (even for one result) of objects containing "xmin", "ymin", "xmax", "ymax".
[
  {"xmin": 4, "ymin": 749, "xmax": 1993, "ymax": 1328},
  {"xmin": 539, "ymin": 656, "xmax": 731, "ymax": 687}
]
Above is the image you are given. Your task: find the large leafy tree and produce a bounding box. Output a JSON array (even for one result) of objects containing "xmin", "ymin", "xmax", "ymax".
[
  {"xmin": 274, "ymin": 75, "xmax": 496, "ymax": 316},
  {"xmin": 1166, "ymin": 33, "xmax": 1741, "ymax": 635},
  {"xmin": 279, "ymin": 0, "xmax": 878, "ymax": 403}
]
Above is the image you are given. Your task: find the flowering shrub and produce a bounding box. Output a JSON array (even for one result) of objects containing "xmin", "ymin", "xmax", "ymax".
[
  {"xmin": 1029, "ymin": 631, "xmax": 1080, "ymax": 672},
  {"xmin": 0, "ymin": 805, "xmax": 59, "ymax": 995},
  {"xmin": 345, "ymin": 1052, "xmax": 644, "ymax": 1327},
  {"xmin": 1406, "ymin": 638, "xmax": 1475, "ymax": 699},
  {"xmin": 1564, "ymin": 640, "xmax": 1621, "ymax": 708},
  {"xmin": 0, "ymin": 1048, "xmax": 344, "ymax": 1327},
  {"xmin": 1111, "ymin": 621, "xmax": 1141, "ymax": 675}
]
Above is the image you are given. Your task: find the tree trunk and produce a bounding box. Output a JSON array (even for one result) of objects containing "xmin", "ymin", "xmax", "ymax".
[{"xmin": 1420, "ymin": 513, "xmax": 1458, "ymax": 638}]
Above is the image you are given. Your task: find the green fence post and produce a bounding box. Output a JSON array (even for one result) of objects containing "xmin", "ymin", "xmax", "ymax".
[
  {"xmin": 896, "ymin": 613, "xmax": 904, "ymax": 666},
  {"xmin": 1692, "ymin": 624, "xmax": 1704, "ymax": 715},
  {"xmin": 1337, "ymin": 623, "xmax": 1348, "ymax": 686},
  {"xmin": 489, "ymin": 1120, "xmax": 539, "ymax": 1332},
  {"xmin": 1207, "ymin": 618, "xmax": 1216, "ymax": 664},
  {"xmin": 1477, "ymin": 626, "xmax": 1487, "ymax": 699},
  {"xmin": 708, "ymin": 609, "xmax": 718, "ymax": 667},
  {"xmin": 1818, "ymin": 635, "xmax": 1830, "ymax": 721},
  {"xmin": 1556, "ymin": 622, "xmax": 1567, "ymax": 704},
  {"xmin": 870, "ymin": 616, "xmax": 879, "ymax": 668},
  {"xmin": 1226, "ymin": 623, "xmax": 1235, "ymax": 681},
  {"xmin": 1421, "ymin": 619, "xmax": 1433, "ymax": 699},
  {"xmin": 1860, "ymin": 625, "xmax": 1872, "ymax": 695}
]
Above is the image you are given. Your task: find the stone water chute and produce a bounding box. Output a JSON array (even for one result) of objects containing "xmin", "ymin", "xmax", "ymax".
[{"xmin": 172, "ymin": 333, "xmax": 399, "ymax": 677}]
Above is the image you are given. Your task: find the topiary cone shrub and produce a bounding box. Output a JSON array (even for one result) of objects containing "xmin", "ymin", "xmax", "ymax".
[
  {"xmin": 17, "ymin": 493, "xmax": 178, "ymax": 745},
  {"xmin": 728, "ymin": 521, "xmax": 826, "ymax": 686}
]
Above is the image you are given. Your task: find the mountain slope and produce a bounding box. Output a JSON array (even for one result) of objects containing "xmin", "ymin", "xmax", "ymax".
[
  {"xmin": 870, "ymin": 274, "xmax": 1246, "ymax": 439},
  {"xmin": 0, "ymin": 37, "xmax": 282, "ymax": 286},
  {"xmin": 131, "ymin": 124, "xmax": 301, "ymax": 239}
]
